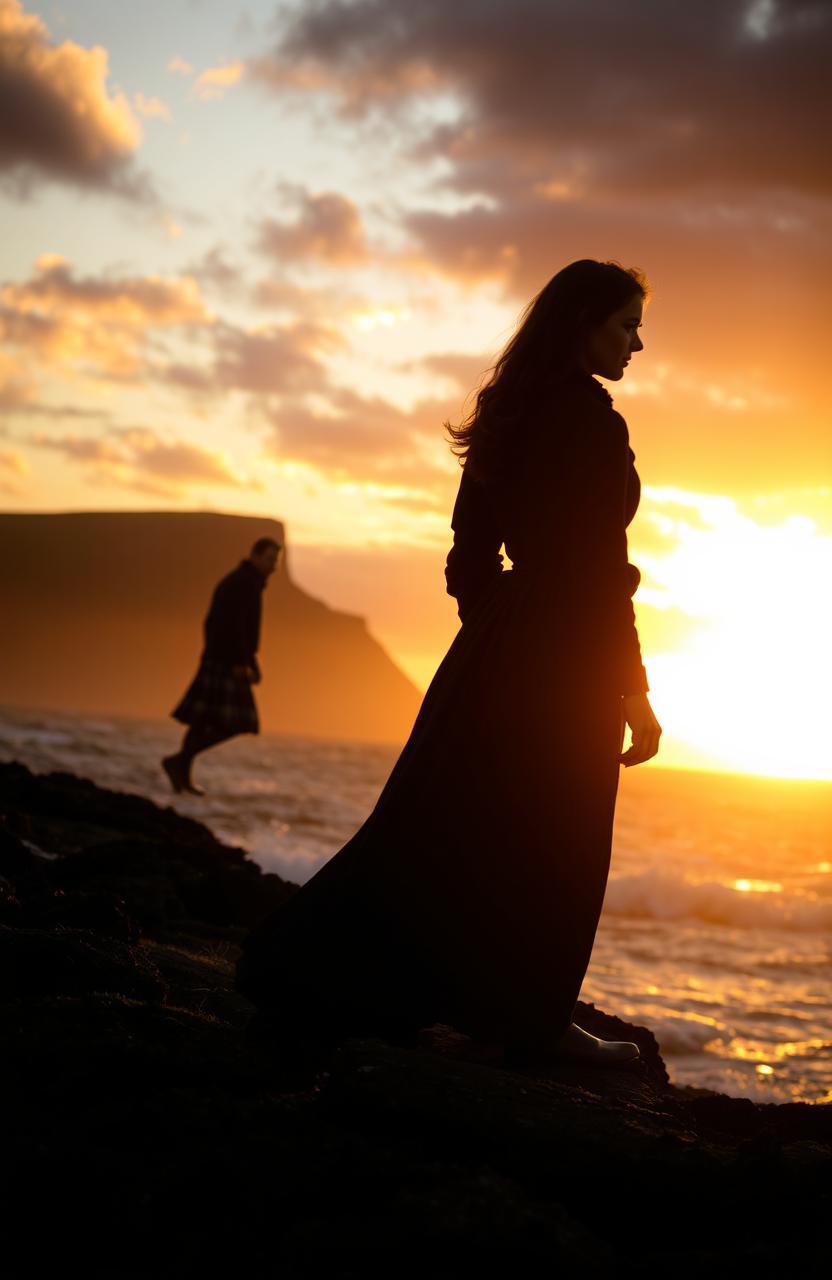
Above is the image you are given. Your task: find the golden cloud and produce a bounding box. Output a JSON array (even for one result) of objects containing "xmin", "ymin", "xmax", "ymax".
[
  {"xmin": 0, "ymin": 0, "xmax": 142, "ymax": 190},
  {"xmin": 0, "ymin": 256, "xmax": 212, "ymax": 381},
  {"xmin": 167, "ymin": 55, "xmax": 194, "ymax": 76},
  {"xmin": 0, "ymin": 446, "xmax": 28, "ymax": 476},
  {"xmin": 0, "ymin": 348, "xmax": 33, "ymax": 405},
  {"xmin": 262, "ymin": 385, "xmax": 454, "ymax": 493},
  {"xmin": 132, "ymin": 92, "xmax": 172, "ymax": 122},
  {"xmin": 34, "ymin": 426, "xmax": 257, "ymax": 497},
  {"xmin": 193, "ymin": 60, "xmax": 245, "ymax": 100}
]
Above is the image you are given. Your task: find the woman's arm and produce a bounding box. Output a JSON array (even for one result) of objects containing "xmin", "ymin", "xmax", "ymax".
[{"xmin": 445, "ymin": 469, "xmax": 504, "ymax": 621}]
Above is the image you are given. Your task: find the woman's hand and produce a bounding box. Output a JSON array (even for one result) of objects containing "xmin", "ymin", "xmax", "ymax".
[{"xmin": 620, "ymin": 693, "xmax": 662, "ymax": 767}]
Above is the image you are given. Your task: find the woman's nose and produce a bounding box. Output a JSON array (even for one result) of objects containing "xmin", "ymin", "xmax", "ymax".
[{"xmin": 632, "ymin": 333, "xmax": 644, "ymax": 352}]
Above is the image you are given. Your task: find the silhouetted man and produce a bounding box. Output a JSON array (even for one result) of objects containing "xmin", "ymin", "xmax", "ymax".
[{"xmin": 163, "ymin": 537, "xmax": 281, "ymax": 794}]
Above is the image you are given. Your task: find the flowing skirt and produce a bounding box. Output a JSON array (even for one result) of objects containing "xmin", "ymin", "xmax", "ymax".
[{"xmin": 237, "ymin": 570, "xmax": 623, "ymax": 1048}]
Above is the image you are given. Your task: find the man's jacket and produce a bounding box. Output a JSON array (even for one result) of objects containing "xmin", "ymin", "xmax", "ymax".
[{"xmin": 202, "ymin": 560, "xmax": 265, "ymax": 670}]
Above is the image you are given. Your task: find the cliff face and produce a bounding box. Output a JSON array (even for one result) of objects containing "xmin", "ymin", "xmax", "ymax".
[{"xmin": 0, "ymin": 511, "xmax": 421, "ymax": 743}]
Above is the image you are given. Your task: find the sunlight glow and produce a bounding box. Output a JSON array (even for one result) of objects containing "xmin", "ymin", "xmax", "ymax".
[
  {"xmin": 637, "ymin": 490, "xmax": 832, "ymax": 780},
  {"xmin": 732, "ymin": 879, "xmax": 783, "ymax": 894},
  {"xmin": 352, "ymin": 306, "xmax": 411, "ymax": 332}
]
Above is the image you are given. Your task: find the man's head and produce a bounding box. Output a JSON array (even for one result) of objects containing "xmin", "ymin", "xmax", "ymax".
[{"xmin": 248, "ymin": 536, "xmax": 281, "ymax": 579}]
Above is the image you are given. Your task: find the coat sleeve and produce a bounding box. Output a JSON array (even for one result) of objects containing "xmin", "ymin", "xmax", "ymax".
[
  {"xmin": 232, "ymin": 576, "xmax": 261, "ymax": 668},
  {"xmin": 444, "ymin": 469, "xmax": 504, "ymax": 622},
  {"xmin": 248, "ymin": 589, "xmax": 262, "ymax": 668},
  {"xmin": 207, "ymin": 574, "xmax": 258, "ymax": 666},
  {"xmin": 569, "ymin": 404, "xmax": 649, "ymax": 696}
]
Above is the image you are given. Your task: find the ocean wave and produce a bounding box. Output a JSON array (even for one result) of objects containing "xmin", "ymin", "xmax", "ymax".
[
  {"xmin": 652, "ymin": 1016, "xmax": 723, "ymax": 1056},
  {"xmin": 604, "ymin": 869, "xmax": 832, "ymax": 932}
]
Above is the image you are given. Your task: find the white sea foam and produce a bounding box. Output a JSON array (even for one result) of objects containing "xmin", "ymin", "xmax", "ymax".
[
  {"xmin": 604, "ymin": 868, "xmax": 832, "ymax": 932},
  {"xmin": 652, "ymin": 1015, "xmax": 723, "ymax": 1056}
]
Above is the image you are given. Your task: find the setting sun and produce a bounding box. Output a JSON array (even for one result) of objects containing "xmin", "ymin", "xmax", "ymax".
[{"xmin": 632, "ymin": 490, "xmax": 832, "ymax": 780}]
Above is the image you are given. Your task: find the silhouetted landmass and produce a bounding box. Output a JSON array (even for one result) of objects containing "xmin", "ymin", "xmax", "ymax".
[
  {"xmin": 1, "ymin": 762, "xmax": 827, "ymax": 1274},
  {"xmin": 0, "ymin": 511, "xmax": 421, "ymax": 742}
]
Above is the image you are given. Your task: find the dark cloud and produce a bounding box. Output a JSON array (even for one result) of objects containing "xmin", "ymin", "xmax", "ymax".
[
  {"xmin": 0, "ymin": 0, "xmax": 147, "ymax": 195},
  {"xmin": 212, "ymin": 319, "xmax": 338, "ymax": 393},
  {"xmin": 256, "ymin": 187, "xmax": 368, "ymax": 265},
  {"xmin": 250, "ymin": 0, "xmax": 832, "ymax": 427},
  {"xmin": 258, "ymin": 0, "xmax": 831, "ymax": 203},
  {"xmin": 186, "ymin": 244, "xmax": 242, "ymax": 292},
  {"xmin": 163, "ymin": 318, "xmax": 338, "ymax": 397}
]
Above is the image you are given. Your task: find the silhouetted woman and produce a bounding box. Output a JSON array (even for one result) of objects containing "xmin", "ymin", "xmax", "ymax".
[{"xmin": 237, "ymin": 260, "xmax": 662, "ymax": 1066}]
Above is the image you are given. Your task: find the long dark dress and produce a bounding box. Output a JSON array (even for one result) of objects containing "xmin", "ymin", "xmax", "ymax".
[{"xmin": 236, "ymin": 372, "xmax": 648, "ymax": 1051}]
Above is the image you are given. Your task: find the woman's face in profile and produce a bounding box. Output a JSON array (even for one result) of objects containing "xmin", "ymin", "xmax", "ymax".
[{"xmin": 580, "ymin": 296, "xmax": 644, "ymax": 381}]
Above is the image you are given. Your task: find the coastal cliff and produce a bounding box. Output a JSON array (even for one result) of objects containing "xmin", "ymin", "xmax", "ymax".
[
  {"xmin": 0, "ymin": 511, "xmax": 421, "ymax": 743},
  {"xmin": 1, "ymin": 761, "xmax": 828, "ymax": 1275}
]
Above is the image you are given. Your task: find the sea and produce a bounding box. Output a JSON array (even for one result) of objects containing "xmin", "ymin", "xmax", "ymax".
[{"xmin": 2, "ymin": 703, "xmax": 830, "ymax": 1105}]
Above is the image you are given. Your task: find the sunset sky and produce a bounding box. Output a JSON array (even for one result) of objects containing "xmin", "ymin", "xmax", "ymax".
[{"xmin": 1, "ymin": 0, "xmax": 830, "ymax": 778}]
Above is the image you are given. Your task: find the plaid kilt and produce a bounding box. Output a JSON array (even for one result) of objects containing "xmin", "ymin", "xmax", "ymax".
[{"xmin": 172, "ymin": 658, "xmax": 259, "ymax": 735}]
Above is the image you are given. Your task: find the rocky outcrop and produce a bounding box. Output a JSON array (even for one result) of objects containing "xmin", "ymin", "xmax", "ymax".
[{"xmin": 0, "ymin": 761, "xmax": 827, "ymax": 1275}]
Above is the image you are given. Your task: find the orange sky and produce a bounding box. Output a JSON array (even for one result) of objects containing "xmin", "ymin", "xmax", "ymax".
[{"xmin": 1, "ymin": 0, "xmax": 830, "ymax": 778}]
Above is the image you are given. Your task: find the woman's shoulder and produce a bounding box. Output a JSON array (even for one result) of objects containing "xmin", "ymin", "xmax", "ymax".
[{"xmin": 536, "ymin": 374, "xmax": 629, "ymax": 448}]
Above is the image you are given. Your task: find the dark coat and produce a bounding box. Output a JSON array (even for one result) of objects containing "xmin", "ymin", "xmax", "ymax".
[
  {"xmin": 238, "ymin": 373, "xmax": 650, "ymax": 1048},
  {"xmin": 171, "ymin": 560, "xmax": 266, "ymax": 735},
  {"xmin": 444, "ymin": 375, "xmax": 648, "ymax": 695},
  {"xmin": 202, "ymin": 560, "xmax": 265, "ymax": 673}
]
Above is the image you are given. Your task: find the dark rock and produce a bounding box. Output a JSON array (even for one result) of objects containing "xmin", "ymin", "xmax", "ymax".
[
  {"xmin": 0, "ymin": 821, "xmax": 52, "ymax": 900},
  {"xmin": 0, "ymin": 880, "xmax": 23, "ymax": 924},
  {"xmin": 1, "ymin": 991, "xmax": 254, "ymax": 1095},
  {"xmin": 53, "ymin": 835, "xmax": 292, "ymax": 932},
  {"xmin": 0, "ymin": 761, "xmax": 228, "ymax": 854},
  {"xmin": 0, "ymin": 762, "xmax": 295, "ymax": 937},
  {"xmin": 33, "ymin": 888, "xmax": 140, "ymax": 942},
  {"xmin": 0, "ymin": 924, "xmax": 166, "ymax": 1000}
]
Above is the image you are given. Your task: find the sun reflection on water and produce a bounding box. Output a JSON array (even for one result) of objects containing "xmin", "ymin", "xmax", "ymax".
[{"xmin": 732, "ymin": 878, "xmax": 783, "ymax": 893}]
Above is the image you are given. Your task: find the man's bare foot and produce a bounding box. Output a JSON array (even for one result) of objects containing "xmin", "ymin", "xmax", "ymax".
[{"xmin": 162, "ymin": 754, "xmax": 186, "ymax": 794}]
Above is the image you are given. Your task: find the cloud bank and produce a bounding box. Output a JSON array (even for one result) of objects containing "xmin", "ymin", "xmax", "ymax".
[{"xmin": 34, "ymin": 425, "xmax": 256, "ymax": 498}]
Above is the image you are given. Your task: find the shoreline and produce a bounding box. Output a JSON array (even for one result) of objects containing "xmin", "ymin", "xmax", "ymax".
[{"xmin": 1, "ymin": 760, "xmax": 829, "ymax": 1271}]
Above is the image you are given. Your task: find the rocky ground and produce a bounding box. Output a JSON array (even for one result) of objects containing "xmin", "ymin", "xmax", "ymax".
[{"xmin": 1, "ymin": 760, "xmax": 828, "ymax": 1277}]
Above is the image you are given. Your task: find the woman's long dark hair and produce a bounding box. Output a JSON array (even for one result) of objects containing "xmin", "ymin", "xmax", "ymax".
[{"xmin": 447, "ymin": 259, "xmax": 648, "ymax": 480}]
